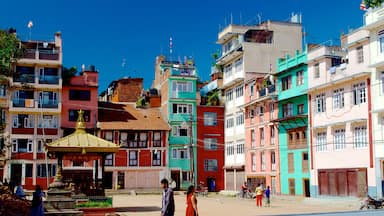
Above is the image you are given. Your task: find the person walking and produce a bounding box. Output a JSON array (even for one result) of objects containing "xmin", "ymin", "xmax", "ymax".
[
  {"xmin": 161, "ymin": 178, "xmax": 175, "ymax": 216},
  {"xmin": 15, "ymin": 182, "xmax": 26, "ymax": 199},
  {"xmin": 186, "ymin": 185, "xmax": 198, "ymax": 216},
  {"xmin": 30, "ymin": 185, "xmax": 45, "ymax": 216},
  {"xmin": 255, "ymin": 183, "xmax": 263, "ymax": 207},
  {"xmin": 265, "ymin": 186, "xmax": 271, "ymax": 207}
]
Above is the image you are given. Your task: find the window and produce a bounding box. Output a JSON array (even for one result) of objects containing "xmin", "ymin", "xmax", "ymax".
[
  {"xmin": 283, "ymin": 103, "xmax": 293, "ymax": 117},
  {"xmin": 269, "ymin": 102, "xmax": 274, "ymax": 120},
  {"xmin": 353, "ymin": 82, "xmax": 366, "ymax": 105},
  {"xmin": 182, "ymin": 171, "xmax": 190, "ymax": 182},
  {"xmin": 288, "ymin": 153, "xmax": 294, "ymax": 173},
  {"xmin": 282, "ymin": 75, "xmax": 292, "ymax": 91},
  {"xmin": 120, "ymin": 132, "xmax": 128, "ymax": 147},
  {"xmin": 235, "ymin": 58, "xmax": 243, "ymax": 73},
  {"xmin": 250, "ymin": 84, "xmax": 254, "ymax": 97},
  {"xmin": 0, "ymin": 85, "xmax": 6, "ymax": 97},
  {"xmin": 271, "ymin": 151, "xmax": 276, "ymax": 171},
  {"xmin": 236, "ymin": 143, "xmax": 244, "ymax": 154},
  {"xmin": 152, "ymin": 150, "xmax": 161, "ymax": 166},
  {"xmin": 316, "ymin": 132, "xmax": 327, "ymax": 152},
  {"xmin": 296, "ymin": 70, "xmax": 304, "ymax": 86},
  {"xmin": 69, "ymin": 90, "xmax": 91, "ymax": 101},
  {"xmin": 173, "ymin": 81, "xmax": 192, "ymax": 92},
  {"xmin": 138, "ymin": 132, "xmax": 148, "ymax": 147},
  {"xmin": 235, "ymin": 85, "xmax": 243, "ymax": 98},
  {"xmin": 39, "ymin": 91, "xmax": 58, "ymax": 108},
  {"xmin": 204, "ymin": 159, "xmax": 218, "ymax": 171},
  {"xmin": 104, "ymin": 131, "xmax": 113, "ymax": 142},
  {"xmin": 251, "ymin": 154, "xmax": 256, "ymax": 172},
  {"xmin": 260, "ymin": 127, "xmax": 265, "ymax": 146},
  {"xmin": 379, "ymin": 30, "xmax": 384, "ymax": 53},
  {"xmin": 225, "ymin": 89, "xmax": 233, "ymax": 101},
  {"xmin": 69, "ymin": 109, "xmax": 91, "ymax": 122},
  {"xmin": 73, "ymin": 161, "xmax": 84, "ymax": 167},
  {"xmin": 334, "ymin": 128, "xmax": 346, "ymax": 150},
  {"xmin": 354, "ymin": 125, "xmax": 367, "ymax": 148},
  {"xmin": 25, "ymin": 164, "xmax": 33, "ymax": 177},
  {"xmin": 12, "ymin": 139, "xmax": 33, "ymax": 153},
  {"xmin": 332, "ymin": 88, "xmax": 344, "ymax": 110},
  {"xmin": 0, "ymin": 109, "xmax": 5, "ymax": 125},
  {"xmin": 251, "ymin": 130, "xmax": 256, "ymax": 148},
  {"xmin": 172, "ymin": 148, "xmax": 189, "ymax": 159},
  {"xmin": 37, "ymin": 139, "xmax": 51, "ymax": 152},
  {"xmin": 302, "ymin": 152, "xmax": 309, "ymax": 173},
  {"xmin": 204, "ymin": 112, "xmax": 217, "ymax": 126},
  {"xmin": 172, "ymin": 103, "xmax": 192, "ymax": 114},
  {"xmin": 204, "ymin": 138, "xmax": 218, "ymax": 150},
  {"xmin": 226, "ymin": 117, "xmax": 234, "ymax": 128},
  {"xmin": 314, "ymin": 63, "xmax": 320, "ymax": 78},
  {"xmin": 381, "ymin": 72, "xmax": 384, "ymax": 94},
  {"xmin": 297, "ymin": 104, "xmax": 304, "ymax": 115},
  {"xmin": 316, "ymin": 93, "xmax": 326, "ymax": 113},
  {"xmin": 224, "ymin": 64, "xmax": 232, "ymax": 77},
  {"xmin": 226, "ymin": 143, "xmax": 235, "ymax": 156},
  {"xmin": 261, "ymin": 152, "xmax": 266, "ymax": 171},
  {"xmin": 129, "ymin": 150, "xmax": 138, "ymax": 166},
  {"xmin": 38, "ymin": 115, "xmax": 58, "ymax": 128},
  {"xmin": 236, "ymin": 112, "xmax": 244, "ymax": 125},
  {"xmin": 356, "ymin": 46, "xmax": 364, "ymax": 64},
  {"xmin": 270, "ymin": 126, "xmax": 275, "ymax": 145},
  {"xmin": 37, "ymin": 164, "xmax": 56, "ymax": 177},
  {"xmin": 12, "ymin": 114, "xmax": 34, "ymax": 128},
  {"xmin": 172, "ymin": 125, "xmax": 189, "ymax": 136},
  {"xmin": 105, "ymin": 154, "xmax": 113, "ymax": 166},
  {"xmin": 153, "ymin": 132, "xmax": 162, "ymax": 147}
]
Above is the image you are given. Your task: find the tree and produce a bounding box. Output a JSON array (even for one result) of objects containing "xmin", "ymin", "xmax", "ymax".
[
  {"xmin": 0, "ymin": 29, "xmax": 24, "ymax": 77},
  {"xmin": 62, "ymin": 66, "xmax": 77, "ymax": 85},
  {"xmin": 364, "ymin": 0, "xmax": 384, "ymax": 9}
]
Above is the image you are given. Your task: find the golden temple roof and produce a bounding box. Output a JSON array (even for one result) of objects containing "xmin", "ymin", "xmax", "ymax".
[{"xmin": 46, "ymin": 110, "xmax": 119, "ymax": 153}]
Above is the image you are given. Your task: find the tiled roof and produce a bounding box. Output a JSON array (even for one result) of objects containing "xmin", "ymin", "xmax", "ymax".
[{"xmin": 98, "ymin": 102, "xmax": 170, "ymax": 131}]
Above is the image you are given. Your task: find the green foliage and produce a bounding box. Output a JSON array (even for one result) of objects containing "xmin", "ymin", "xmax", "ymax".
[
  {"xmin": 0, "ymin": 29, "xmax": 24, "ymax": 76},
  {"xmin": 76, "ymin": 201, "xmax": 112, "ymax": 208},
  {"xmin": 62, "ymin": 66, "xmax": 77, "ymax": 85},
  {"xmin": 364, "ymin": 0, "xmax": 384, "ymax": 9},
  {"xmin": 207, "ymin": 90, "xmax": 219, "ymax": 106}
]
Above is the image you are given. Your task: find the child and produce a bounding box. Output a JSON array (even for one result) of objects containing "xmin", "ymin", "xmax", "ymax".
[{"xmin": 265, "ymin": 186, "xmax": 271, "ymax": 207}]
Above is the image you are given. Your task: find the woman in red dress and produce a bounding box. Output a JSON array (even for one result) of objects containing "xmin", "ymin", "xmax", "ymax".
[{"xmin": 186, "ymin": 185, "xmax": 198, "ymax": 216}]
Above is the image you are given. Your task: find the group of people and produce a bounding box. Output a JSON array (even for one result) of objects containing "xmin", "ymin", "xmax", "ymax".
[
  {"xmin": 241, "ymin": 182, "xmax": 271, "ymax": 207},
  {"xmin": 160, "ymin": 178, "xmax": 198, "ymax": 216}
]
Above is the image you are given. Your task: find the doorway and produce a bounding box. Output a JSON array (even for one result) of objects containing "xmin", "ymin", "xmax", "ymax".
[
  {"xmin": 117, "ymin": 172, "xmax": 125, "ymax": 189},
  {"xmin": 303, "ymin": 179, "xmax": 310, "ymax": 197},
  {"xmin": 103, "ymin": 172, "xmax": 113, "ymax": 189},
  {"xmin": 288, "ymin": 178, "xmax": 295, "ymax": 195},
  {"xmin": 171, "ymin": 170, "xmax": 180, "ymax": 191},
  {"xmin": 10, "ymin": 164, "xmax": 22, "ymax": 185},
  {"xmin": 207, "ymin": 177, "xmax": 216, "ymax": 192}
]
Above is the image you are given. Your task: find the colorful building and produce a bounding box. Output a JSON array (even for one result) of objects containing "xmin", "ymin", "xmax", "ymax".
[
  {"xmin": 243, "ymin": 75, "xmax": 279, "ymax": 193},
  {"xmin": 4, "ymin": 32, "xmax": 62, "ymax": 189},
  {"xmin": 100, "ymin": 77, "xmax": 143, "ymax": 103},
  {"xmin": 197, "ymin": 73, "xmax": 225, "ymax": 191},
  {"xmin": 216, "ymin": 20, "xmax": 303, "ymax": 191},
  {"xmin": 97, "ymin": 102, "xmax": 170, "ymax": 189},
  {"xmin": 61, "ymin": 67, "xmax": 98, "ymax": 136},
  {"xmin": 275, "ymin": 50, "xmax": 310, "ymax": 196},
  {"xmin": 366, "ymin": 5, "xmax": 384, "ymax": 197},
  {"xmin": 307, "ymin": 28, "xmax": 375, "ymax": 196},
  {"xmin": 152, "ymin": 55, "xmax": 198, "ymax": 190}
]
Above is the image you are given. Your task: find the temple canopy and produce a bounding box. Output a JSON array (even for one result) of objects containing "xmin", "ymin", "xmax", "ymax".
[{"xmin": 46, "ymin": 110, "xmax": 119, "ymax": 154}]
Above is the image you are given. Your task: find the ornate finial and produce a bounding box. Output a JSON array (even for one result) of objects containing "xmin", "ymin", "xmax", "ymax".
[{"xmin": 75, "ymin": 110, "xmax": 86, "ymax": 133}]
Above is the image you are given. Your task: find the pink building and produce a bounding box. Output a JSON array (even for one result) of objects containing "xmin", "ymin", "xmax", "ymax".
[
  {"xmin": 244, "ymin": 76, "xmax": 280, "ymax": 193},
  {"xmin": 61, "ymin": 67, "xmax": 98, "ymax": 135}
]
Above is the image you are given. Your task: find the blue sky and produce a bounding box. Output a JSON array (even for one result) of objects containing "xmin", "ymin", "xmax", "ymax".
[{"xmin": 1, "ymin": 0, "xmax": 365, "ymax": 91}]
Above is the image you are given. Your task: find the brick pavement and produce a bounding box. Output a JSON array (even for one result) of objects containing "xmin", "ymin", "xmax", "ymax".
[{"xmin": 111, "ymin": 194, "xmax": 362, "ymax": 216}]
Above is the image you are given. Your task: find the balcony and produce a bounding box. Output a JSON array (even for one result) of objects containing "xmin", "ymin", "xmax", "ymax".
[
  {"xmin": 38, "ymin": 99, "xmax": 58, "ymax": 109},
  {"xmin": 38, "ymin": 75, "xmax": 59, "ymax": 85},
  {"xmin": 13, "ymin": 98, "xmax": 35, "ymax": 108},
  {"xmin": 171, "ymin": 91, "xmax": 196, "ymax": 99},
  {"xmin": 169, "ymin": 136, "xmax": 190, "ymax": 145},
  {"xmin": 39, "ymin": 49, "xmax": 59, "ymax": 60},
  {"xmin": 169, "ymin": 113, "xmax": 192, "ymax": 122},
  {"xmin": 13, "ymin": 74, "xmax": 35, "ymax": 83}
]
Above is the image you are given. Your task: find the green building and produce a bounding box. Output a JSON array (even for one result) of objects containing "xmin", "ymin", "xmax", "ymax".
[
  {"xmin": 152, "ymin": 55, "xmax": 198, "ymax": 190},
  {"xmin": 275, "ymin": 50, "xmax": 310, "ymax": 196}
]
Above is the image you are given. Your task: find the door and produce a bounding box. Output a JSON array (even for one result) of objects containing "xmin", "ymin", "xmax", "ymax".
[
  {"xmin": 337, "ymin": 172, "xmax": 347, "ymax": 196},
  {"xmin": 103, "ymin": 172, "xmax": 113, "ymax": 189},
  {"xmin": 117, "ymin": 172, "xmax": 125, "ymax": 189},
  {"xmin": 271, "ymin": 176, "xmax": 276, "ymax": 194},
  {"xmin": 171, "ymin": 170, "xmax": 180, "ymax": 191},
  {"xmin": 303, "ymin": 179, "xmax": 310, "ymax": 197},
  {"xmin": 347, "ymin": 171, "xmax": 358, "ymax": 196},
  {"xmin": 207, "ymin": 177, "xmax": 216, "ymax": 192},
  {"xmin": 288, "ymin": 178, "xmax": 295, "ymax": 195},
  {"xmin": 10, "ymin": 164, "xmax": 22, "ymax": 185}
]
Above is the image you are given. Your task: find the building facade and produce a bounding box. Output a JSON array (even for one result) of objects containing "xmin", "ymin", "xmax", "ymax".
[
  {"xmin": 243, "ymin": 75, "xmax": 279, "ymax": 193},
  {"xmin": 4, "ymin": 32, "xmax": 62, "ymax": 189},
  {"xmin": 276, "ymin": 50, "xmax": 310, "ymax": 196},
  {"xmin": 97, "ymin": 102, "xmax": 170, "ymax": 190},
  {"xmin": 308, "ymin": 28, "xmax": 376, "ymax": 197},
  {"xmin": 216, "ymin": 21, "xmax": 303, "ymax": 191},
  {"xmin": 197, "ymin": 75, "xmax": 225, "ymax": 191},
  {"xmin": 152, "ymin": 56, "xmax": 198, "ymax": 190}
]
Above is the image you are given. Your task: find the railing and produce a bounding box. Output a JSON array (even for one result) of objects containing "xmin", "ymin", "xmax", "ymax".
[
  {"xmin": 23, "ymin": 49, "xmax": 36, "ymax": 59},
  {"xmin": 12, "ymin": 98, "xmax": 35, "ymax": 108},
  {"xmin": 259, "ymin": 88, "xmax": 266, "ymax": 97},
  {"xmin": 268, "ymin": 85, "xmax": 275, "ymax": 93},
  {"xmin": 13, "ymin": 74, "xmax": 35, "ymax": 83},
  {"xmin": 38, "ymin": 100, "xmax": 58, "ymax": 108},
  {"xmin": 39, "ymin": 50, "xmax": 59, "ymax": 60},
  {"xmin": 39, "ymin": 76, "xmax": 59, "ymax": 84}
]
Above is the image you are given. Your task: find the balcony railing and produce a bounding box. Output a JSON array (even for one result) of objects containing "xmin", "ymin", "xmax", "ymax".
[
  {"xmin": 38, "ymin": 76, "xmax": 59, "ymax": 84},
  {"xmin": 13, "ymin": 74, "xmax": 35, "ymax": 83},
  {"xmin": 38, "ymin": 100, "xmax": 58, "ymax": 108},
  {"xmin": 13, "ymin": 98, "xmax": 35, "ymax": 108},
  {"xmin": 39, "ymin": 50, "xmax": 59, "ymax": 60},
  {"xmin": 24, "ymin": 49, "xmax": 36, "ymax": 59}
]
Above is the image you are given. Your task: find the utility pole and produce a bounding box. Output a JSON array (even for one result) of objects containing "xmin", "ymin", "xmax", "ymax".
[{"xmin": 189, "ymin": 114, "xmax": 195, "ymax": 186}]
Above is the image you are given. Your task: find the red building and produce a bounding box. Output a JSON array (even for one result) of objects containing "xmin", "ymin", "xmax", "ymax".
[
  {"xmin": 196, "ymin": 105, "xmax": 225, "ymax": 191},
  {"xmin": 97, "ymin": 102, "xmax": 170, "ymax": 189}
]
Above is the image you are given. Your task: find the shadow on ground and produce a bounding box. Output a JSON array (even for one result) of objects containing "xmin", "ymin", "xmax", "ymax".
[{"xmin": 115, "ymin": 206, "xmax": 161, "ymax": 212}]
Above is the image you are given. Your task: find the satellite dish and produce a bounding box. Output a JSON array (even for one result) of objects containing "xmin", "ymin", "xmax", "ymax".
[{"xmin": 43, "ymin": 42, "xmax": 48, "ymax": 48}]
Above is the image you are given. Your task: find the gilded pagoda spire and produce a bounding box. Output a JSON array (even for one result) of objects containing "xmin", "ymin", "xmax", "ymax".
[{"xmin": 75, "ymin": 110, "xmax": 86, "ymax": 133}]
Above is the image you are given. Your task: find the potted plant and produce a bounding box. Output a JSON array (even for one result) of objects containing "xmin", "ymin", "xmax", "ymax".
[{"xmin": 77, "ymin": 199, "xmax": 115, "ymax": 216}]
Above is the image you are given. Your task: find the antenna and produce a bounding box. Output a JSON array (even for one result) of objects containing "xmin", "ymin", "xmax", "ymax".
[
  {"xmin": 230, "ymin": 13, "xmax": 233, "ymax": 24},
  {"xmin": 169, "ymin": 36, "xmax": 173, "ymax": 60},
  {"xmin": 257, "ymin": 13, "xmax": 262, "ymax": 25},
  {"xmin": 240, "ymin": 12, "xmax": 243, "ymax": 25}
]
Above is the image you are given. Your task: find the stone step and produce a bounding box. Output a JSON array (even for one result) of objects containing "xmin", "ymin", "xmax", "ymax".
[{"xmin": 45, "ymin": 209, "xmax": 83, "ymax": 216}]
